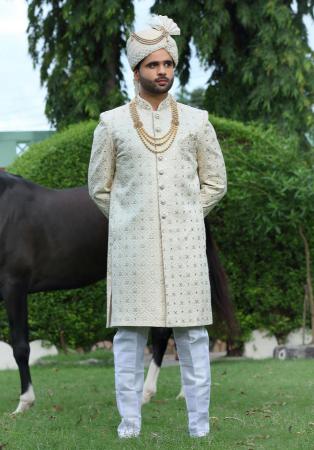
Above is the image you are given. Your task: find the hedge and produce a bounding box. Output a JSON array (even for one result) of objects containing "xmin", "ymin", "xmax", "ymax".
[{"xmin": 1, "ymin": 115, "xmax": 312, "ymax": 349}]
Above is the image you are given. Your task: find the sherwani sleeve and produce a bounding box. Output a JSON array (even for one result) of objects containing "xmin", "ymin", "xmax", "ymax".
[
  {"xmin": 88, "ymin": 114, "xmax": 116, "ymax": 218},
  {"xmin": 197, "ymin": 110, "xmax": 227, "ymax": 217}
]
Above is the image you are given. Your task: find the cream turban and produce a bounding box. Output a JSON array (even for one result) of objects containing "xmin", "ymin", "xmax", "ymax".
[{"xmin": 126, "ymin": 15, "xmax": 181, "ymax": 94}]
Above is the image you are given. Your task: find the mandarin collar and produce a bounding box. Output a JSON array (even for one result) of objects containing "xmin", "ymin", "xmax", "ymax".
[{"xmin": 134, "ymin": 93, "xmax": 172, "ymax": 111}]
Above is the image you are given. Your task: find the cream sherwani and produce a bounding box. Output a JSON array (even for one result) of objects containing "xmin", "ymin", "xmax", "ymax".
[{"xmin": 88, "ymin": 93, "xmax": 227, "ymax": 328}]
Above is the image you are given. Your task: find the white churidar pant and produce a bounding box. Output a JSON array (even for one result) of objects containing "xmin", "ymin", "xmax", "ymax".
[{"xmin": 113, "ymin": 326, "xmax": 211, "ymax": 438}]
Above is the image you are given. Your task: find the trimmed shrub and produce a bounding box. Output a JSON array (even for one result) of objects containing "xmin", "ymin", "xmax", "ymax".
[
  {"xmin": 209, "ymin": 117, "xmax": 313, "ymax": 344},
  {"xmin": 2, "ymin": 115, "xmax": 313, "ymax": 349}
]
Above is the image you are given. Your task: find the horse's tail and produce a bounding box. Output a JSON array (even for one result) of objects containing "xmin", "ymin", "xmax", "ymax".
[{"xmin": 205, "ymin": 219, "xmax": 240, "ymax": 339}]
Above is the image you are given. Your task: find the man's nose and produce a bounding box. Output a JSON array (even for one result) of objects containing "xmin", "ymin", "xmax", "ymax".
[{"xmin": 157, "ymin": 64, "xmax": 167, "ymax": 74}]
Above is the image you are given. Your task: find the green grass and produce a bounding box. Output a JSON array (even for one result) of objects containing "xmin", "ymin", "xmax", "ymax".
[
  {"xmin": 35, "ymin": 348, "xmax": 114, "ymax": 366},
  {"xmin": 0, "ymin": 356, "xmax": 314, "ymax": 449}
]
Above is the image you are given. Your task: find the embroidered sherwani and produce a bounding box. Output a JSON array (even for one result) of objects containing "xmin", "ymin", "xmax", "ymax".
[{"xmin": 88, "ymin": 93, "xmax": 227, "ymax": 328}]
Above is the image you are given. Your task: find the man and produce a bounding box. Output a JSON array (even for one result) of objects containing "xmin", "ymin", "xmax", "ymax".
[{"xmin": 88, "ymin": 15, "xmax": 227, "ymax": 439}]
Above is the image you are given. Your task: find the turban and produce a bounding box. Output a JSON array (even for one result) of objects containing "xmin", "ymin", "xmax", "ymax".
[{"xmin": 126, "ymin": 15, "xmax": 180, "ymax": 94}]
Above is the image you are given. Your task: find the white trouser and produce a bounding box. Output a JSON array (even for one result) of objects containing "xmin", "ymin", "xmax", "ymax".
[
  {"xmin": 113, "ymin": 325, "xmax": 211, "ymax": 438},
  {"xmin": 174, "ymin": 326, "xmax": 211, "ymax": 437}
]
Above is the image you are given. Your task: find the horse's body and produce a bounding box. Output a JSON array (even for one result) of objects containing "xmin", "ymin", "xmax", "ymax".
[
  {"xmin": 0, "ymin": 173, "xmax": 107, "ymax": 293},
  {"xmin": 0, "ymin": 171, "xmax": 237, "ymax": 414}
]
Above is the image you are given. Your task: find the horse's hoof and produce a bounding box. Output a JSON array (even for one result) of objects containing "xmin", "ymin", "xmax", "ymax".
[
  {"xmin": 10, "ymin": 399, "xmax": 35, "ymax": 415},
  {"xmin": 142, "ymin": 390, "xmax": 155, "ymax": 404},
  {"xmin": 10, "ymin": 385, "xmax": 36, "ymax": 415},
  {"xmin": 176, "ymin": 387, "xmax": 185, "ymax": 400}
]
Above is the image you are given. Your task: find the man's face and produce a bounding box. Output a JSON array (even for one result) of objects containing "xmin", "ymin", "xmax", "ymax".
[{"xmin": 134, "ymin": 48, "xmax": 175, "ymax": 95}]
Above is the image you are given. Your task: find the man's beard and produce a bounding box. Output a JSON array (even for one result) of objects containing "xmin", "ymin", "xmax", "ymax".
[{"xmin": 138, "ymin": 72, "xmax": 174, "ymax": 94}]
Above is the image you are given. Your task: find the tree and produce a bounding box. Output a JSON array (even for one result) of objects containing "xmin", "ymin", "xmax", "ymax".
[
  {"xmin": 175, "ymin": 86, "xmax": 206, "ymax": 108},
  {"xmin": 151, "ymin": 0, "xmax": 314, "ymax": 148},
  {"xmin": 27, "ymin": 0, "xmax": 134, "ymax": 128}
]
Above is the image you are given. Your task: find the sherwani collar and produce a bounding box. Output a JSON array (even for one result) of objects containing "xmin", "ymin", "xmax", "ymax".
[{"xmin": 134, "ymin": 93, "xmax": 172, "ymax": 111}]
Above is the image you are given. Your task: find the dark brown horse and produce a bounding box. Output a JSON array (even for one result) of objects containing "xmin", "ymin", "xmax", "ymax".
[{"xmin": 0, "ymin": 171, "xmax": 238, "ymax": 414}]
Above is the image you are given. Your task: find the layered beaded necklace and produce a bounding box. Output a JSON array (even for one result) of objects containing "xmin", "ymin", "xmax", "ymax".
[{"xmin": 129, "ymin": 95, "xmax": 179, "ymax": 153}]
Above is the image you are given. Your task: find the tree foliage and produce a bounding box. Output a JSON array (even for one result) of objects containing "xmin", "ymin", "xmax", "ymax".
[
  {"xmin": 27, "ymin": 0, "xmax": 134, "ymax": 129},
  {"xmin": 27, "ymin": 1, "xmax": 314, "ymax": 141},
  {"xmin": 151, "ymin": 0, "xmax": 314, "ymax": 147},
  {"xmin": 176, "ymin": 86, "xmax": 206, "ymax": 109}
]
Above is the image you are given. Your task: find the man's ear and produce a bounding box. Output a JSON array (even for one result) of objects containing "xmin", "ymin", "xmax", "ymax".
[{"xmin": 134, "ymin": 69, "xmax": 139, "ymax": 81}]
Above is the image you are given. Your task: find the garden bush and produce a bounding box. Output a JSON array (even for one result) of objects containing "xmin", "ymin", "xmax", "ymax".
[
  {"xmin": 1, "ymin": 114, "xmax": 312, "ymax": 349},
  {"xmin": 211, "ymin": 118, "xmax": 314, "ymax": 345}
]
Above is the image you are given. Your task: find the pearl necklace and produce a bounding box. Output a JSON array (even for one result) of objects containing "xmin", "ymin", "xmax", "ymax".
[{"xmin": 129, "ymin": 95, "xmax": 179, "ymax": 153}]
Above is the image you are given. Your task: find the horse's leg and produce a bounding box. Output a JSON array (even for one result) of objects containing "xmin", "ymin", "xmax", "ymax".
[
  {"xmin": 3, "ymin": 282, "xmax": 35, "ymax": 414},
  {"xmin": 142, "ymin": 327, "xmax": 172, "ymax": 404}
]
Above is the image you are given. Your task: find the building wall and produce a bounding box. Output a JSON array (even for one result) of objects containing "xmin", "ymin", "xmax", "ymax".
[{"xmin": 0, "ymin": 131, "xmax": 55, "ymax": 168}]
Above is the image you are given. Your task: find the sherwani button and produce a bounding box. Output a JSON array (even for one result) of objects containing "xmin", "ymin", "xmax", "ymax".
[
  {"xmin": 162, "ymin": 214, "xmax": 166, "ymax": 219},
  {"xmin": 155, "ymin": 113, "xmax": 160, "ymax": 119},
  {"xmin": 159, "ymin": 170, "xmax": 164, "ymax": 175},
  {"xmin": 155, "ymin": 127, "xmax": 161, "ymax": 132},
  {"xmin": 161, "ymin": 200, "xmax": 166, "ymax": 205},
  {"xmin": 159, "ymin": 185, "xmax": 165, "ymax": 190},
  {"xmin": 158, "ymin": 155, "xmax": 163, "ymax": 161}
]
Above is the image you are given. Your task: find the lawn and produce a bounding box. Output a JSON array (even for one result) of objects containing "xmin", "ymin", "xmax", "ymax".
[{"xmin": 0, "ymin": 354, "xmax": 313, "ymax": 449}]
